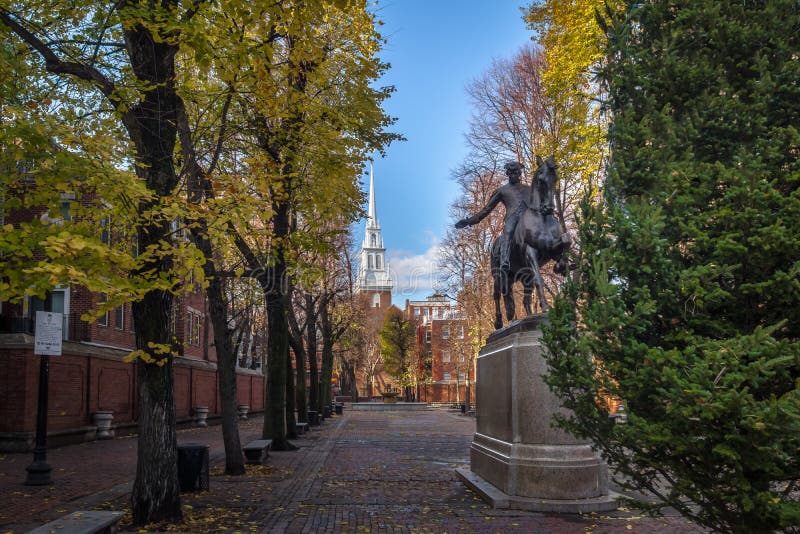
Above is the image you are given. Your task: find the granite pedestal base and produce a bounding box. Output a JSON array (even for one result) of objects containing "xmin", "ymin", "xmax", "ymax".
[{"xmin": 457, "ymin": 315, "xmax": 618, "ymax": 513}]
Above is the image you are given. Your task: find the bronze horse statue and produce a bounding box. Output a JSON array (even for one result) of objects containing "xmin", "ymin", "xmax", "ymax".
[{"xmin": 491, "ymin": 155, "xmax": 571, "ymax": 329}]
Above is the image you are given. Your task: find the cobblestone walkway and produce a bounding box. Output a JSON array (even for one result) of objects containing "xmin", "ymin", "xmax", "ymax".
[{"xmin": 0, "ymin": 408, "xmax": 705, "ymax": 533}]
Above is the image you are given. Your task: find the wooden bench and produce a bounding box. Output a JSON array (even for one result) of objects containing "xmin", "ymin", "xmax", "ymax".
[
  {"xmin": 29, "ymin": 510, "xmax": 124, "ymax": 534},
  {"xmin": 243, "ymin": 439, "xmax": 272, "ymax": 464},
  {"xmin": 295, "ymin": 422, "xmax": 309, "ymax": 435}
]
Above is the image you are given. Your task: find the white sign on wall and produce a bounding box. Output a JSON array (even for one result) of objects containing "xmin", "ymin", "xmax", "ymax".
[{"xmin": 34, "ymin": 311, "xmax": 63, "ymax": 356}]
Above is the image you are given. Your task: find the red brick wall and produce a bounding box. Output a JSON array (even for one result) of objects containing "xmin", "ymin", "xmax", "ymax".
[
  {"xmin": 419, "ymin": 383, "xmax": 470, "ymax": 404},
  {"xmin": 249, "ymin": 374, "xmax": 264, "ymax": 411},
  {"xmin": 191, "ymin": 369, "xmax": 218, "ymax": 412},
  {"xmin": 174, "ymin": 367, "xmax": 192, "ymax": 418},
  {"xmin": 0, "ymin": 342, "xmax": 265, "ymax": 442},
  {"xmin": 0, "ymin": 352, "xmax": 34, "ymax": 432},
  {"xmin": 92, "ymin": 359, "xmax": 136, "ymax": 421},
  {"xmin": 48, "ymin": 355, "xmax": 87, "ymax": 430}
]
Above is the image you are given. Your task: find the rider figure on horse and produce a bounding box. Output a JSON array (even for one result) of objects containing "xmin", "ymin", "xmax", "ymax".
[{"xmin": 455, "ymin": 161, "xmax": 529, "ymax": 272}]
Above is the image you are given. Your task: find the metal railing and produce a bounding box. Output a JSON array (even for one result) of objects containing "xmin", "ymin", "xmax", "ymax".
[{"xmin": 0, "ymin": 313, "xmax": 90, "ymax": 341}]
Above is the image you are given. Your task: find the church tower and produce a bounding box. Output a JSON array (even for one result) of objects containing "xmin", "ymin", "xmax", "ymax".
[{"xmin": 357, "ymin": 165, "xmax": 393, "ymax": 310}]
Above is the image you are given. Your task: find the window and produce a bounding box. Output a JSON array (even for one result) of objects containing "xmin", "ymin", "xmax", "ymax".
[
  {"xmin": 414, "ymin": 308, "xmax": 420, "ymax": 318},
  {"xmin": 169, "ymin": 307, "xmax": 177, "ymax": 339},
  {"xmin": 368, "ymin": 254, "xmax": 373, "ymax": 269},
  {"xmin": 458, "ymin": 373, "xmax": 466, "ymax": 382},
  {"xmin": 442, "ymin": 325, "xmax": 450, "ymax": 339},
  {"xmin": 375, "ymin": 255, "xmax": 381, "ymax": 269},
  {"xmin": 370, "ymin": 234, "xmax": 376, "ymax": 247},
  {"xmin": 443, "ymin": 372, "xmax": 451, "ymax": 382},
  {"xmin": 457, "ymin": 325, "xmax": 465, "ymax": 339},
  {"xmin": 442, "ymin": 350, "xmax": 450, "ymax": 363},
  {"xmin": 186, "ymin": 310, "xmax": 202, "ymax": 345},
  {"xmin": 425, "ymin": 330, "xmax": 431, "ymax": 343},
  {"xmin": 114, "ymin": 306, "xmax": 124, "ymax": 330},
  {"xmin": 100, "ymin": 216, "xmax": 110, "ymax": 245},
  {"xmin": 372, "ymin": 293, "xmax": 381, "ymax": 308},
  {"xmin": 193, "ymin": 314, "xmax": 201, "ymax": 345},
  {"xmin": 186, "ymin": 314, "xmax": 194, "ymax": 344},
  {"xmin": 59, "ymin": 201, "xmax": 72, "ymax": 221},
  {"xmin": 98, "ymin": 294, "xmax": 108, "ymax": 327}
]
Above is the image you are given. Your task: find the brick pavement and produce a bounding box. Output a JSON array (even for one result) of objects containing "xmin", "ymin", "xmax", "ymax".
[{"xmin": 0, "ymin": 409, "xmax": 706, "ymax": 533}]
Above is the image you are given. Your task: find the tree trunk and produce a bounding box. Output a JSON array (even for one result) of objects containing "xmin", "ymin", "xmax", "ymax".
[
  {"xmin": 319, "ymin": 303, "xmax": 334, "ymax": 411},
  {"xmin": 126, "ymin": 19, "xmax": 184, "ymax": 521},
  {"xmin": 207, "ymin": 275, "xmax": 245, "ymax": 475},
  {"xmin": 343, "ymin": 361, "xmax": 358, "ymax": 402},
  {"xmin": 287, "ymin": 304, "xmax": 308, "ymax": 424},
  {"xmin": 306, "ymin": 294, "xmax": 320, "ymax": 414},
  {"xmin": 176, "ymin": 90, "xmax": 245, "ymax": 476},
  {"xmin": 131, "ymin": 294, "xmax": 181, "ymax": 525},
  {"xmin": 285, "ymin": 348, "xmax": 297, "ymax": 439},
  {"xmin": 259, "ymin": 199, "xmax": 293, "ymax": 450},
  {"xmin": 263, "ymin": 288, "xmax": 292, "ymax": 449}
]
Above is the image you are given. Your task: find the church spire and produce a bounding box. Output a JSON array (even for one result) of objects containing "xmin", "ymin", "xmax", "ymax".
[
  {"xmin": 358, "ymin": 164, "xmax": 392, "ymax": 295},
  {"xmin": 367, "ymin": 163, "xmax": 379, "ymax": 229}
]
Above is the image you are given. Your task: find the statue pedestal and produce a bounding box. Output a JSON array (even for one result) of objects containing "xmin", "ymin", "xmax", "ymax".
[{"xmin": 456, "ymin": 315, "xmax": 618, "ymax": 513}]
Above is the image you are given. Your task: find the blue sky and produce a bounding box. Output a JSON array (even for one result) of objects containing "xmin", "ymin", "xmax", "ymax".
[{"xmin": 360, "ymin": 1, "xmax": 535, "ymax": 305}]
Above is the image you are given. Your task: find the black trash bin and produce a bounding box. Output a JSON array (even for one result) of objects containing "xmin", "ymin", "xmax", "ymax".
[
  {"xmin": 460, "ymin": 403, "xmax": 466, "ymax": 414},
  {"xmin": 335, "ymin": 403, "xmax": 343, "ymax": 415},
  {"xmin": 177, "ymin": 444, "xmax": 209, "ymax": 492}
]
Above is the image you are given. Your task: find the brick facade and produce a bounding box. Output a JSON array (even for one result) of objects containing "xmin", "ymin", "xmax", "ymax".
[
  {"xmin": 0, "ymin": 194, "xmax": 265, "ymax": 451},
  {"xmin": 0, "ymin": 338, "xmax": 265, "ymax": 452},
  {"xmin": 405, "ymin": 294, "xmax": 473, "ymax": 404}
]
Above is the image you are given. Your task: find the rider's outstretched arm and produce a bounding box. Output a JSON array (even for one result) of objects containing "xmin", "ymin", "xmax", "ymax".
[{"xmin": 455, "ymin": 189, "xmax": 501, "ymax": 228}]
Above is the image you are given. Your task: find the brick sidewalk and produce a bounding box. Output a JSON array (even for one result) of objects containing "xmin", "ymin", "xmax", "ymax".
[
  {"xmin": 0, "ymin": 418, "xmax": 265, "ymax": 532},
  {"xmin": 1, "ymin": 409, "xmax": 706, "ymax": 533}
]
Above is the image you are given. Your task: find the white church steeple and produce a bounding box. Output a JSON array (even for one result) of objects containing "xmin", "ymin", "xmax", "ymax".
[{"xmin": 358, "ymin": 164, "xmax": 393, "ymax": 304}]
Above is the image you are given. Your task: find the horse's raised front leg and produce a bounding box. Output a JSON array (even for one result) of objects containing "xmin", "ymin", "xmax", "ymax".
[{"xmin": 526, "ymin": 246, "xmax": 549, "ymax": 312}]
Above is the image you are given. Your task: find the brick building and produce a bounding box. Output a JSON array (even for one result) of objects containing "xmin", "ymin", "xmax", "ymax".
[
  {"xmin": 0, "ymin": 191, "xmax": 264, "ymax": 452},
  {"xmin": 406, "ymin": 294, "xmax": 472, "ymax": 404}
]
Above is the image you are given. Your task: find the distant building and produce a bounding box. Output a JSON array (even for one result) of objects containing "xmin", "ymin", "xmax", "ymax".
[{"xmin": 406, "ymin": 294, "xmax": 472, "ymax": 404}]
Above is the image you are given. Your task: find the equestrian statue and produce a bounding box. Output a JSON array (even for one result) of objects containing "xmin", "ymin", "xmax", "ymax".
[{"xmin": 455, "ymin": 156, "xmax": 571, "ymax": 330}]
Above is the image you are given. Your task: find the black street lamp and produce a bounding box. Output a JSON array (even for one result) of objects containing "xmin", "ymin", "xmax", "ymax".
[{"xmin": 25, "ymin": 353, "xmax": 52, "ymax": 485}]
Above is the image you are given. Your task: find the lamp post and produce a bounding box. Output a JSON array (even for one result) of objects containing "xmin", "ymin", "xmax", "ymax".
[
  {"xmin": 25, "ymin": 311, "xmax": 62, "ymax": 485},
  {"xmin": 25, "ymin": 352, "xmax": 52, "ymax": 485}
]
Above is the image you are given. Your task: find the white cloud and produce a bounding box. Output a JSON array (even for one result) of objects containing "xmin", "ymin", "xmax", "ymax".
[{"xmin": 386, "ymin": 245, "xmax": 443, "ymax": 301}]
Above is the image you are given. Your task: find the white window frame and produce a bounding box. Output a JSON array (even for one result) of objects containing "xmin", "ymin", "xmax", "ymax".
[{"xmin": 97, "ymin": 294, "xmax": 109, "ymax": 327}]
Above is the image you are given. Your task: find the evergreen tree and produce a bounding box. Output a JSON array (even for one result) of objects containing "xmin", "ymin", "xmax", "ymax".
[{"xmin": 544, "ymin": 2, "xmax": 800, "ymax": 531}]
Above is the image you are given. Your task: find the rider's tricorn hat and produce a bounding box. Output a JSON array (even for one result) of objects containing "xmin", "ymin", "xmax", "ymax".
[{"xmin": 504, "ymin": 161, "xmax": 523, "ymax": 173}]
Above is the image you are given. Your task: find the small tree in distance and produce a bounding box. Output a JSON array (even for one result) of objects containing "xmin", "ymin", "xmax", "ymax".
[{"xmin": 379, "ymin": 305, "xmax": 416, "ymax": 401}]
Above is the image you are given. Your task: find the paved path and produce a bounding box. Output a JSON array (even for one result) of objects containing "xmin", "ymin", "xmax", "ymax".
[{"xmin": 0, "ymin": 408, "xmax": 705, "ymax": 533}]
